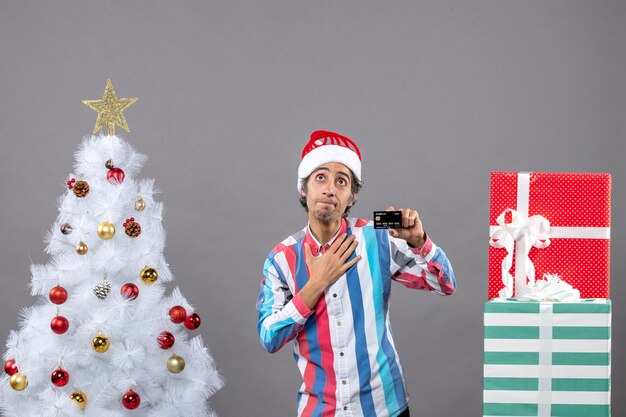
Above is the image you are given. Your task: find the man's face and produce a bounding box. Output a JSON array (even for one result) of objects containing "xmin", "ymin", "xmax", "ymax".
[{"xmin": 302, "ymin": 162, "xmax": 354, "ymax": 223}]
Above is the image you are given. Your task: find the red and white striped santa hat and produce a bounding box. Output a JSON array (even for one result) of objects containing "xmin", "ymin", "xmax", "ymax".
[{"xmin": 297, "ymin": 130, "xmax": 362, "ymax": 191}]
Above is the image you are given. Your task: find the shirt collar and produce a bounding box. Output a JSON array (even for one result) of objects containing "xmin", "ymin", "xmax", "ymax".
[{"xmin": 304, "ymin": 217, "xmax": 348, "ymax": 256}]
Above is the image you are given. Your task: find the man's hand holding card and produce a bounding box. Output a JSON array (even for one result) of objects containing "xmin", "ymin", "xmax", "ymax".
[{"xmin": 375, "ymin": 206, "xmax": 426, "ymax": 249}]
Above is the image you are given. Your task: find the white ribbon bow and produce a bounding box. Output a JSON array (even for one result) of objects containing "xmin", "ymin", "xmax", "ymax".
[
  {"xmin": 489, "ymin": 209, "xmax": 551, "ymax": 298},
  {"xmin": 516, "ymin": 273, "xmax": 581, "ymax": 302}
]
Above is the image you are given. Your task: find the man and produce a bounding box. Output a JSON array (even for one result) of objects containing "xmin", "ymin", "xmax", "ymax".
[{"xmin": 257, "ymin": 130, "xmax": 456, "ymax": 417}]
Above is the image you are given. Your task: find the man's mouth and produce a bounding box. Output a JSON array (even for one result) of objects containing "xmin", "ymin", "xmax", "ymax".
[{"xmin": 317, "ymin": 200, "xmax": 337, "ymax": 207}]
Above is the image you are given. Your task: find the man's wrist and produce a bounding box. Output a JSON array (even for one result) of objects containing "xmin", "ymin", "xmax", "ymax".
[
  {"xmin": 407, "ymin": 233, "xmax": 426, "ymax": 249},
  {"xmin": 306, "ymin": 276, "xmax": 327, "ymax": 293},
  {"xmin": 299, "ymin": 279, "xmax": 327, "ymax": 310}
]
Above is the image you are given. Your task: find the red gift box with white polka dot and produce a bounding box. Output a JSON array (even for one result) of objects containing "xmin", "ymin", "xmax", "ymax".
[{"xmin": 488, "ymin": 172, "xmax": 611, "ymax": 299}]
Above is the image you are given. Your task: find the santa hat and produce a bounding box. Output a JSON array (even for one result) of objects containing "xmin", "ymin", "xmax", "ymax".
[{"xmin": 297, "ymin": 130, "xmax": 362, "ymax": 191}]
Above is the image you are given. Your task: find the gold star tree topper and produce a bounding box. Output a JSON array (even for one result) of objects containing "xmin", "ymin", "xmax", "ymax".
[{"xmin": 82, "ymin": 79, "xmax": 138, "ymax": 135}]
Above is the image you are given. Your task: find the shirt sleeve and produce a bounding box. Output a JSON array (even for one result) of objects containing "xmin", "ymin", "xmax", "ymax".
[
  {"xmin": 256, "ymin": 256, "xmax": 314, "ymax": 353},
  {"xmin": 389, "ymin": 233, "xmax": 456, "ymax": 296}
]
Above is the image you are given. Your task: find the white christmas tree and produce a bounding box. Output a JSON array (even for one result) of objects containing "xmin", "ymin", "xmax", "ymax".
[{"xmin": 0, "ymin": 81, "xmax": 223, "ymax": 417}]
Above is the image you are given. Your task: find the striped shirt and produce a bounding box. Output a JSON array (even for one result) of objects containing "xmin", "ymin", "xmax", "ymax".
[{"xmin": 257, "ymin": 217, "xmax": 456, "ymax": 417}]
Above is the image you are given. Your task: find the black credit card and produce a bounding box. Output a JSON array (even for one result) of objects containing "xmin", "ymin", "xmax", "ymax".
[{"xmin": 373, "ymin": 211, "xmax": 402, "ymax": 229}]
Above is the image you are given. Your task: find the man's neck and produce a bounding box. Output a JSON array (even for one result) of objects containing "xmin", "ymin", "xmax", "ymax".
[{"xmin": 308, "ymin": 216, "xmax": 342, "ymax": 246}]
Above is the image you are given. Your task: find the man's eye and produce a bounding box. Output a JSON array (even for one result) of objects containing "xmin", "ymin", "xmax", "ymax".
[
  {"xmin": 316, "ymin": 174, "xmax": 325, "ymax": 181},
  {"xmin": 337, "ymin": 179, "xmax": 347, "ymax": 186}
]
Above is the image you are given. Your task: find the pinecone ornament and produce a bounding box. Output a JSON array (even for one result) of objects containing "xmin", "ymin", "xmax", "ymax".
[
  {"xmin": 93, "ymin": 279, "xmax": 112, "ymax": 300},
  {"xmin": 123, "ymin": 218, "xmax": 141, "ymax": 238},
  {"xmin": 72, "ymin": 180, "xmax": 90, "ymax": 198}
]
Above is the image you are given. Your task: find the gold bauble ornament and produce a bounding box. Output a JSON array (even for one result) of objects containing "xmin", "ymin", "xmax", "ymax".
[
  {"xmin": 76, "ymin": 241, "xmax": 88, "ymax": 255},
  {"xmin": 92, "ymin": 333, "xmax": 110, "ymax": 353},
  {"xmin": 140, "ymin": 267, "xmax": 158, "ymax": 285},
  {"xmin": 97, "ymin": 221, "xmax": 115, "ymax": 240},
  {"xmin": 135, "ymin": 197, "xmax": 146, "ymax": 212},
  {"xmin": 9, "ymin": 372, "xmax": 28, "ymax": 391},
  {"xmin": 70, "ymin": 391, "xmax": 88, "ymax": 410},
  {"xmin": 166, "ymin": 354, "xmax": 186, "ymax": 373}
]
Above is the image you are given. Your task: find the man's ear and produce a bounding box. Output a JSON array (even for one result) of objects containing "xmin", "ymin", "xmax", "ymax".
[{"xmin": 348, "ymin": 195, "xmax": 357, "ymax": 207}]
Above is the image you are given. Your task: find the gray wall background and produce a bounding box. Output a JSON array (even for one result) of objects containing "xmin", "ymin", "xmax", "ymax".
[{"xmin": 0, "ymin": 1, "xmax": 624, "ymax": 416}]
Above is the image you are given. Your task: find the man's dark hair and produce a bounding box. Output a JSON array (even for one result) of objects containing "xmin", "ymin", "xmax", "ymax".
[{"xmin": 299, "ymin": 169, "xmax": 363, "ymax": 217}]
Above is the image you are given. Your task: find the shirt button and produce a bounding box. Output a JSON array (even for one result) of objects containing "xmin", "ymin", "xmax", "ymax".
[
  {"xmin": 340, "ymin": 352, "xmax": 344, "ymax": 356},
  {"xmin": 333, "ymin": 293, "xmax": 337, "ymax": 298},
  {"xmin": 337, "ymin": 321, "xmax": 342, "ymax": 326},
  {"xmin": 343, "ymin": 406, "xmax": 348, "ymax": 411},
  {"xmin": 342, "ymin": 380, "xmax": 347, "ymax": 385}
]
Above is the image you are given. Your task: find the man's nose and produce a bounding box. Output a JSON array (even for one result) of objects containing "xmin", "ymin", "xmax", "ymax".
[{"xmin": 323, "ymin": 181, "xmax": 336, "ymax": 196}]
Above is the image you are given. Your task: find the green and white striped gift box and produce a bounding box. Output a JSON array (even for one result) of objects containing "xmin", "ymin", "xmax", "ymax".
[{"xmin": 483, "ymin": 299, "xmax": 611, "ymax": 417}]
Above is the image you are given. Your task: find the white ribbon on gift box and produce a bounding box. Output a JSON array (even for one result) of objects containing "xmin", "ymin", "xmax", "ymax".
[
  {"xmin": 517, "ymin": 273, "xmax": 581, "ymax": 302},
  {"xmin": 489, "ymin": 208, "xmax": 550, "ymax": 298},
  {"xmin": 538, "ymin": 302, "xmax": 553, "ymax": 417},
  {"xmin": 517, "ymin": 274, "xmax": 580, "ymax": 416},
  {"xmin": 489, "ymin": 172, "xmax": 610, "ymax": 298}
]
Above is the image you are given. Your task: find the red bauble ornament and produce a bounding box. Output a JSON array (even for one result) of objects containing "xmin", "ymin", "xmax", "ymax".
[
  {"xmin": 169, "ymin": 306, "xmax": 187, "ymax": 324},
  {"xmin": 4, "ymin": 359, "xmax": 18, "ymax": 376},
  {"xmin": 107, "ymin": 168, "xmax": 125, "ymax": 185},
  {"xmin": 157, "ymin": 331, "xmax": 175, "ymax": 349},
  {"xmin": 49, "ymin": 285, "xmax": 68, "ymax": 305},
  {"xmin": 122, "ymin": 389, "xmax": 141, "ymax": 410},
  {"xmin": 50, "ymin": 316, "xmax": 69, "ymax": 334},
  {"xmin": 120, "ymin": 283, "xmax": 139, "ymax": 300},
  {"xmin": 51, "ymin": 367, "xmax": 69, "ymax": 387},
  {"xmin": 184, "ymin": 313, "xmax": 201, "ymax": 330}
]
